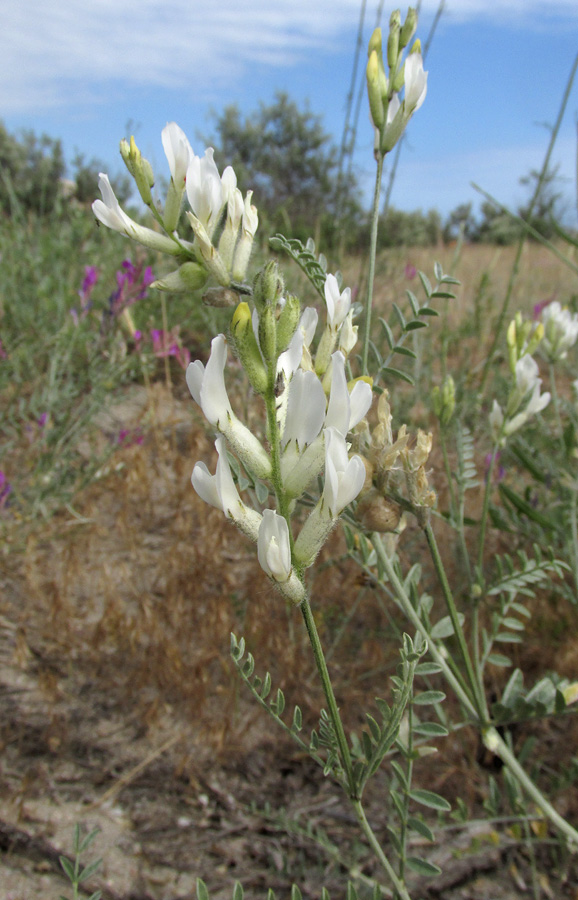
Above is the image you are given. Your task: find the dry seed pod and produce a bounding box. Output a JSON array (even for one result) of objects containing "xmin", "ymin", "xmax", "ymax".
[
  {"xmin": 356, "ymin": 490, "xmax": 401, "ymax": 533},
  {"xmin": 202, "ymin": 287, "xmax": 240, "ymax": 308}
]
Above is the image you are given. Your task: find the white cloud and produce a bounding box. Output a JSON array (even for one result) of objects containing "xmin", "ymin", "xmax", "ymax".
[{"xmin": 2, "ymin": 0, "xmax": 577, "ymax": 114}]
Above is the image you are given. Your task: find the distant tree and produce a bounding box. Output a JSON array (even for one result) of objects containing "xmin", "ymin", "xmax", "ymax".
[
  {"xmin": 376, "ymin": 207, "xmax": 441, "ymax": 248},
  {"xmin": 442, "ymin": 203, "xmax": 478, "ymax": 243},
  {"xmin": 0, "ymin": 122, "xmax": 65, "ymax": 215},
  {"xmin": 475, "ymin": 200, "xmax": 522, "ymax": 245},
  {"xmin": 72, "ymin": 152, "xmax": 132, "ymax": 206},
  {"xmin": 518, "ymin": 164, "xmax": 567, "ymax": 239},
  {"xmin": 205, "ymin": 92, "xmax": 361, "ymax": 246}
]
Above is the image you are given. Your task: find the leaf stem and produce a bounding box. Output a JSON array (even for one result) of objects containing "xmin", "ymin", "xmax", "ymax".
[
  {"xmin": 483, "ymin": 727, "xmax": 578, "ymax": 847},
  {"xmin": 371, "ymin": 534, "xmax": 479, "ymax": 721},
  {"xmin": 351, "ymin": 799, "xmax": 413, "ymax": 900},
  {"xmin": 361, "ymin": 152, "xmax": 384, "ymax": 375},
  {"xmin": 300, "ymin": 598, "xmax": 357, "ymax": 799},
  {"xmin": 424, "ymin": 522, "xmax": 488, "ymax": 721}
]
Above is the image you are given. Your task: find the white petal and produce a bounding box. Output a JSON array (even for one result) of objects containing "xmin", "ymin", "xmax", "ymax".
[
  {"xmin": 186, "ymin": 360, "xmax": 205, "ymax": 406},
  {"xmin": 283, "ymin": 370, "xmax": 326, "ymax": 449},
  {"xmin": 325, "ymin": 352, "xmax": 350, "ymax": 434},
  {"xmin": 348, "ymin": 380, "xmax": 373, "ymax": 429},
  {"xmin": 191, "ymin": 461, "xmax": 222, "ymax": 509},
  {"xmin": 162, "ymin": 122, "xmax": 192, "ymax": 184}
]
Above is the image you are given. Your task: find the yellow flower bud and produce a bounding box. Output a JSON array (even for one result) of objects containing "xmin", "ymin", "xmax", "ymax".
[{"xmin": 231, "ymin": 302, "xmax": 267, "ymax": 394}]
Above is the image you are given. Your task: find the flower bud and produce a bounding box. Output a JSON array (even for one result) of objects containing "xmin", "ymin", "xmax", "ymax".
[
  {"xmin": 276, "ymin": 294, "xmax": 301, "ymax": 355},
  {"xmin": 253, "ymin": 261, "xmax": 283, "ymax": 314},
  {"xmin": 258, "ymin": 306, "xmax": 277, "ymax": 366},
  {"xmin": 186, "ymin": 212, "xmax": 230, "ymax": 286},
  {"xmin": 120, "ymin": 136, "xmax": 154, "ymax": 205},
  {"xmin": 367, "ymin": 53, "xmax": 385, "ymax": 130},
  {"xmin": 387, "ymin": 10, "xmax": 401, "ymax": 69},
  {"xmin": 432, "ymin": 375, "xmax": 455, "ymax": 425},
  {"xmin": 151, "ymin": 261, "xmax": 208, "ymax": 293},
  {"xmin": 231, "ymin": 302, "xmax": 267, "ymax": 394},
  {"xmin": 400, "ymin": 7, "xmax": 418, "ymax": 49}
]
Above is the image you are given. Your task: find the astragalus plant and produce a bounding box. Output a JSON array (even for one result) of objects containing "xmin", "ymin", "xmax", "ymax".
[{"xmin": 93, "ymin": 8, "xmax": 578, "ymax": 897}]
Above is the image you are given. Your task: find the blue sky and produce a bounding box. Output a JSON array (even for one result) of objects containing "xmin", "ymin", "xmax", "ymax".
[{"xmin": 2, "ymin": 0, "xmax": 578, "ymax": 221}]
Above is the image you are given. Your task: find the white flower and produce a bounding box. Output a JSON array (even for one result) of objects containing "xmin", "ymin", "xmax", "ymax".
[
  {"xmin": 324, "ymin": 274, "xmax": 352, "ymax": 331},
  {"xmin": 192, "ymin": 436, "xmax": 261, "ymax": 540},
  {"xmin": 186, "ymin": 148, "xmax": 229, "ymax": 238},
  {"xmin": 386, "ymin": 93, "xmax": 401, "ymax": 125},
  {"xmin": 541, "ymin": 301, "xmax": 578, "ymax": 362},
  {"xmin": 325, "ymin": 352, "xmax": 373, "ymax": 435},
  {"xmin": 258, "ymin": 510, "xmax": 292, "ymax": 582},
  {"xmin": 404, "ymin": 52, "xmax": 428, "ymax": 113},
  {"xmin": 293, "ymin": 427, "xmax": 365, "ymax": 567},
  {"xmin": 186, "ymin": 335, "xmax": 271, "ymax": 478},
  {"xmin": 278, "ymin": 307, "xmax": 318, "ymax": 379},
  {"xmin": 323, "ymin": 427, "xmax": 366, "ymax": 517},
  {"xmin": 491, "ymin": 355, "xmax": 550, "ymax": 445},
  {"xmin": 162, "ymin": 122, "xmax": 192, "ymax": 186},
  {"xmin": 338, "ymin": 311, "xmax": 358, "ymax": 356},
  {"xmin": 282, "ymin": 369, "xmax": 326, "ymax": 450},
  {"xmin": 186, "ymin": 334, "xmax": 232, "ymax": 429},
  {"xmin": 231, "ymin": 190, "xmax": 259, "ymax": 281},
  {"xmin": 92, "ymin": 174, "xmax": 180, "ymax": 254},
  {"xmin": 514, "ymin": 354, "xmax": 540, "ymax": 396},
  {"xmin": 489, "ymin": 400, "xmax": 504, "ymax": 442}
]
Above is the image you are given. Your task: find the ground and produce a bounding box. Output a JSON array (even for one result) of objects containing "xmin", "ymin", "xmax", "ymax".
[{"xmin": 1, "ymin": 340, "xmax": 578, "ymax": 900}]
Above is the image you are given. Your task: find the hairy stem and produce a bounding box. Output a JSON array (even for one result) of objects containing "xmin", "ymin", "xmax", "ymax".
[
  {"xmin": 300, "ymin": 598, "xmax": 357, "ymax": 799},
  {"xmin": 483, "ymin": 727, "xmax": 578, "ymax": 847},
  {"xmin": 351, "ymin": 799, "xmax": 413, "ymax": 900}
]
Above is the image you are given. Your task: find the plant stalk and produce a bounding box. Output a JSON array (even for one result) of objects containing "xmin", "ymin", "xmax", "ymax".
[
  {"xmin": 361, "ymin": 151, "xmax": 385, "ymax": 375},
  {"xmin": 300, "ymin": 598, "xmax": 358, "ymax": 799}
]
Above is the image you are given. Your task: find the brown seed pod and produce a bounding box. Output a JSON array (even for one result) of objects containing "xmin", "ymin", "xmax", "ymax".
[
  {"xmin": 356, "ymin": 490, "xmax": 401, "ymax": 533},
  {"xmin": 202, "ymin": 287, "xmax": 240, "ymax": 308}
]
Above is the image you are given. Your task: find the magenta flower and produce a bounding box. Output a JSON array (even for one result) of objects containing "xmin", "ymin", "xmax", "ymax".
[
  {"xmin": 484, "ymin": 451, "xmax": 505, "ymax": 483},
  {"xmin": 108, "ymin": 259, "xmax": 155, "ymax": 318},
  {"xmin": 0, "ymin": 472, "xmax": 12, "ymax": 509},
  {"xmin": 405, "ymin": 263, "xmax": 417, "ymax": 280},
  {"xmin": 118, "ymin": 428, "xmax": 144, "ymax": 447},
  {"xmin": 533, "ymin": 296, "xmax": 553, "ymax": 320}
]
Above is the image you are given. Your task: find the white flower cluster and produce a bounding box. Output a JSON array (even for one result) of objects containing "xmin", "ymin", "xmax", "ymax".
[
  {"xmin": 490, "ymin": 354, "xmax": 550, "ymax": 445},
  {"xmin": 188, "ymin": 272, "xmax": 373, "ymax": 605},
  {"xmin": 92, "ymin": 123, "xmax": 258, "ymax": 290},
  {"xmin": 540, "ymin": 301, "xmax": 578, "ymax": 363}
]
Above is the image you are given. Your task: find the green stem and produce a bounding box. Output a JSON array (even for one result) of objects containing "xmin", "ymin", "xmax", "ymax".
[
  {"xmin": 483, "ymin": 727, "xmax": 578, "ymax": 847},
  {"xmin": 361, "ymin": 152, "xmax": 385, "ymax": 376},
  {"xmin": 371, "ymin": 534, "xmax": 479, "ymax": 721},
  {"xmin": 351, "ymin": 799, "xmax": 413, "ymax": 900},
  {"xmin": 477, "ymin": 442, "xmax": 499, "ymax": 576},
  {"xmin": 300, "ymin": 598, "xmax": 357, "ymax": 799},
  {"xmin": 424, "ymin": 522, "xmax": 488, "ymax": 721},
  {"xmin": 548, "ymin": 362, "xmax": 566, "ymax": 453},
  {"xmin": 570, "ymin": 488, "xmax": 578, "ymax": 599}
]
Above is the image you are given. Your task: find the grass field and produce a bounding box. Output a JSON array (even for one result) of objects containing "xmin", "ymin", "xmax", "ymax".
[{"xmin": 1, "ymin": 204, "xmax": 578, "ymax": 898}]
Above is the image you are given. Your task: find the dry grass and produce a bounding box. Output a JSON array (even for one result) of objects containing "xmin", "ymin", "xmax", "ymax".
[{"xmin": 2, "ymin": 242, "xmax": 578, "ymax": 897}]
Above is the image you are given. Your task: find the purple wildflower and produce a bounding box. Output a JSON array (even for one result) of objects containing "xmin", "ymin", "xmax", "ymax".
[
  {"xmin": 484, "ymin": 451, "xmax": 505, "ymax": 483},
  {"xmin": 108, "ymin": 259, "xmax": 155, "ymax": 318},
  {"xmin": 533, "ymin": 296, "xmax": 554, "ymax": 320},
  {"xmin": 405, "ymin": 263, "xmax": 417, "ymax": 280},
  {"xmin": 0, "ymin": 472, "xmax": 12, "ymax": 509},
  {"xmin": 118, "ymin": 428, "xmax": 144, "ymax": 447}
]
